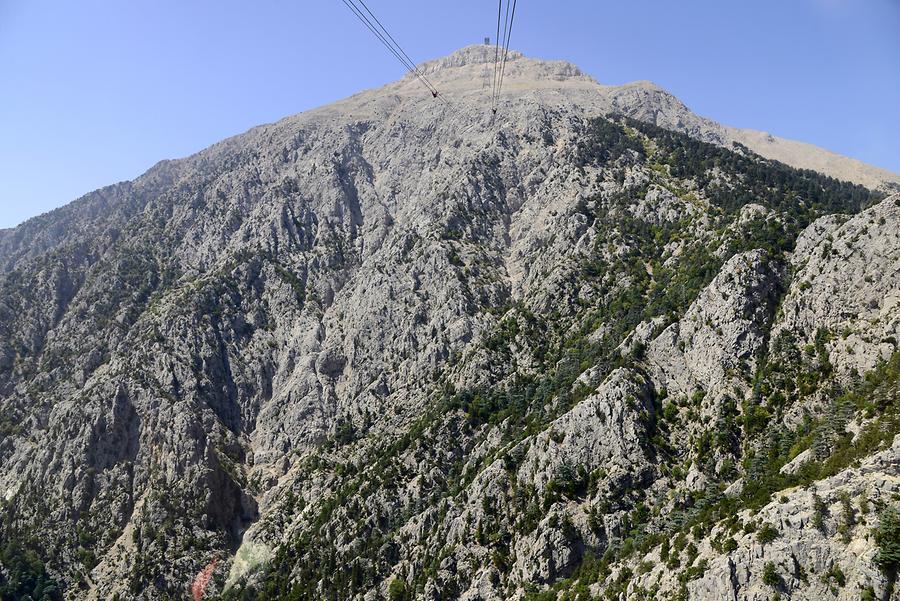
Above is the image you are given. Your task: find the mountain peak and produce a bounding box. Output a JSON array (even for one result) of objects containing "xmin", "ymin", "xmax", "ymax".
[
  {"xmin": 418, "ymin": 44, "xmax": 524, "ymax": 71},
  {"xmin": 416, "ymin": 44, "xmax": 586, "ymax": 81}
]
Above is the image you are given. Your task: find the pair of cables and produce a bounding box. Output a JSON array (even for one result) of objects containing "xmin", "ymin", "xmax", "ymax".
[
  {"xmin": 339, "ymin": 0, "xmax": 521, "ymax": 118},
  {"xmin": 338, "ymin": 0, "xmax": 452, "ymax": 108},
  {"xmin": 490, "ymin": 0, "xmax": 518, "ymax": 115}
]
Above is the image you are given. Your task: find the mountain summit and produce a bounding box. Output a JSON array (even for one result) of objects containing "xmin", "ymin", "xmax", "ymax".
[
  {"xmin": 1, "ymin": 47, "xmax": 899, "ymax": 601},
  {"xmin": 390, "ymin": 45, "xmax": 900, "ymax": 192}
]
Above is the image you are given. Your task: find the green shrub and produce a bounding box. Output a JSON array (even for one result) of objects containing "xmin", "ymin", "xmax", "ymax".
[
  {"xmin": 837, "ymin": 491, "xmax": 855, "ymax": 543},
  {"xmin": 821, "ymin": 565, "xmax": 846, "ymax": 588},
  {"xmin": 756, "ymin": 523, "xmax": 779, "ymax": 545},
  {"xmin": 387, "ymin": 577, "xmax": 408, "ymax": 601},
  {"xmin": 637, "ymin": 560, "xmax": 655, "ymax": 575},
  {"xmin": 812, "ymin": 493, "xmax": 828, "ymax": 532},
  {"xmin": 762, "ymin": 562, "xmax": 781, "ymax": 588},
  {"xmin": 874, "ymin": 505, "xmax": 900, "ymax": 572}
]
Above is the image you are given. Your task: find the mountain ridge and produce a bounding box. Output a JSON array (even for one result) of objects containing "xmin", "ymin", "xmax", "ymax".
[
  {"xmin": 3, "ymin": 46, "xmax": 897, "ymax": 243},
  {"xmin": 1, "ymin": 46, "xmax": 899, "ymax": 601}
]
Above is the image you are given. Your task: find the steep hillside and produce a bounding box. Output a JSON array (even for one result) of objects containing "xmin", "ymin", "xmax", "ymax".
[{"xmin": 1, "ymin": 47, "xmax": 898, "ymax": 601}]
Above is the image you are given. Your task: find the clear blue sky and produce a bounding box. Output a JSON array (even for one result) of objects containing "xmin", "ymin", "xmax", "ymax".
[{"xmin": 1, "ymin": 0, "xmax": 898, "ymax": 229}]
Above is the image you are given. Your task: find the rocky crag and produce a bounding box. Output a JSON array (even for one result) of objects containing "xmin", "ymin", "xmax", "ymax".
[{"xmin": 1, "ymin": 46, "xmax": 899, "ymax": 601}]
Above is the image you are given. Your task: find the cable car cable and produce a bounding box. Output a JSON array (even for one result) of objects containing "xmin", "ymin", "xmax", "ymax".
[
  {"xmin": 495, "ymin": 0, "xmax": 518, "ymax": 112},
  {"xmin": 339, "ymin": 0, "xmax": 450, "ymax": 106}
]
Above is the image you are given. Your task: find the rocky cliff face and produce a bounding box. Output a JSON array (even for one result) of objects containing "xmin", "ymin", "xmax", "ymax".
[{"xmin": 1, "ymin": 47, "xmax": 899, "ymax": 601}]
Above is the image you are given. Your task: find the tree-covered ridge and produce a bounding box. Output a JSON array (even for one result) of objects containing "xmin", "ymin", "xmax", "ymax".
[
  {"xmin": 209, "ymin": 115, "xmax": 895, "ymax": 601},
  {"xmin": 528, "ymin": 348, "xmax": 900, "ymax": 601}
]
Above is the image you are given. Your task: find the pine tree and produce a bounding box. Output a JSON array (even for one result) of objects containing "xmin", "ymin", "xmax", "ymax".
[{"xmin": 874, "ymin": 506, "xmax": 900, "ymax": 572}]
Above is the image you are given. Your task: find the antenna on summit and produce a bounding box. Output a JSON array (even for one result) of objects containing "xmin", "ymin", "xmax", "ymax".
[{"xmin": 482, "ymin": 37, "xmax": 491, "ymax": 89}]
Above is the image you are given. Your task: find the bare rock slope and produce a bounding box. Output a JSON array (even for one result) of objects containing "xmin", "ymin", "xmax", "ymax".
[{"xmin": 1, "ymin": 47, "xmax": 899, "ymax": 601}]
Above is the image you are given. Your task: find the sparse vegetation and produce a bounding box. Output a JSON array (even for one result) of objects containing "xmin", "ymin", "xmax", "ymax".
[
  {"xmin": 762, "ymin": 561, "xmax": 781, "ymax": 588},
  {"xmin": 2, "ymin": 98, "xmax": 894, "ymax": 601},
  {"xmin": 874, "ymin": 505, "xmax": 900, "ymax": 573},
  {"xmin": 756, "ymin": 523, "xmax": 780, "ymax": 545}
]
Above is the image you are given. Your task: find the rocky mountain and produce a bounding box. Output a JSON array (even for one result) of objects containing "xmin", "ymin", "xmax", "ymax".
[{"xmin": 1, "ymin": 46, "xmax": 898, "ymax": 601}]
